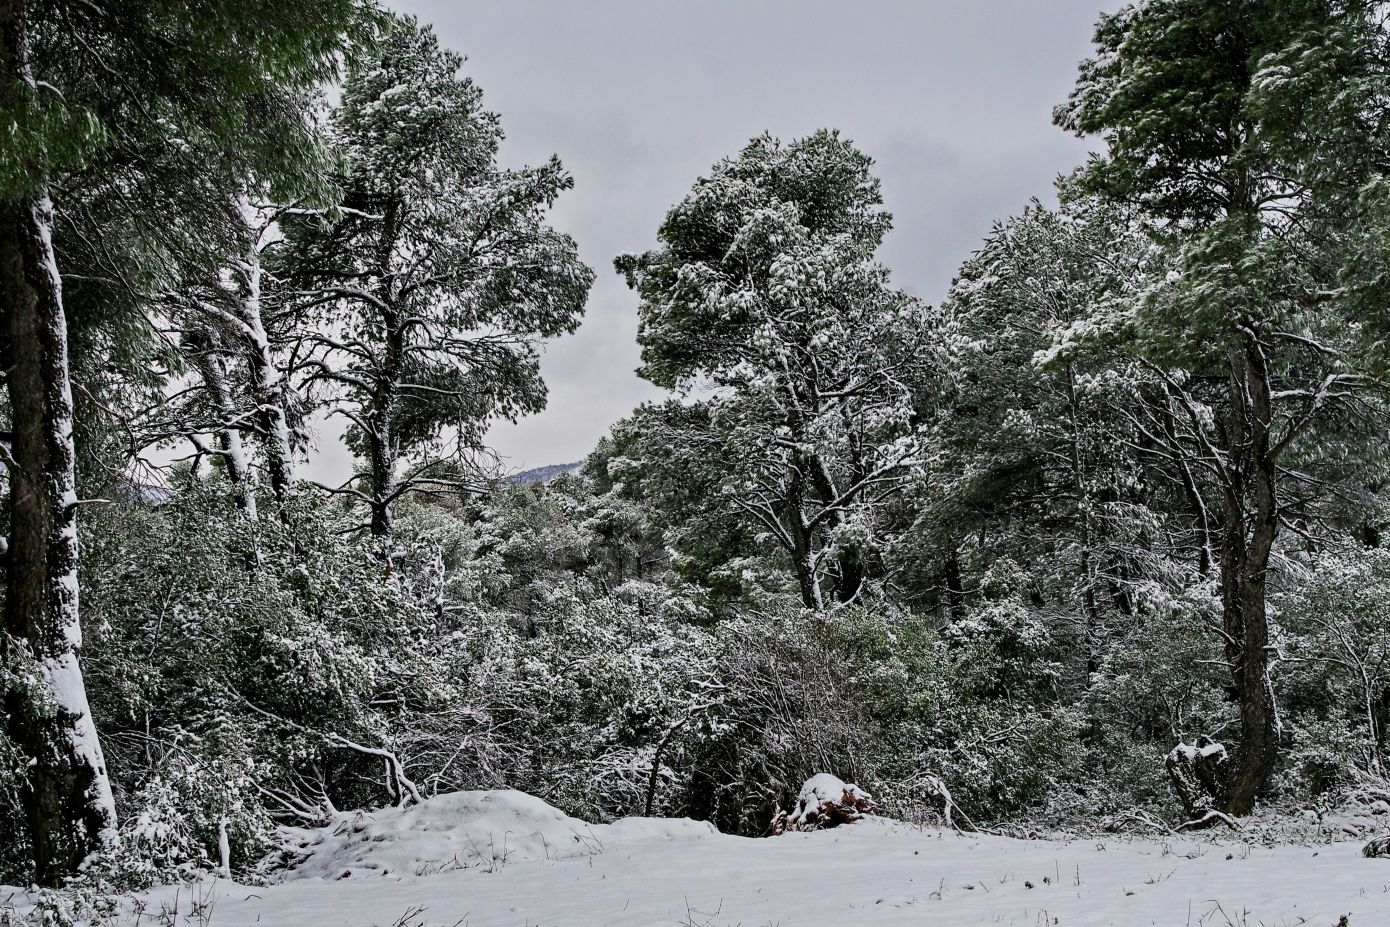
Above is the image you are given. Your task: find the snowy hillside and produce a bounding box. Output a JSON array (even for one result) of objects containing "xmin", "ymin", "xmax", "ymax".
[
  {"xmin": 505, "ymin": 461, "xmax": 584, "ymax": 485},
  {"xmin": 11, "ymin": 790, "xmax": 1387, "ymax": 926}
]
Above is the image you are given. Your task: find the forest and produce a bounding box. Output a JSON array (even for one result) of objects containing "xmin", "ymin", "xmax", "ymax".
[{"xmin": 3, "ymin": 0, "xmax": 1390, "ymax": 923}]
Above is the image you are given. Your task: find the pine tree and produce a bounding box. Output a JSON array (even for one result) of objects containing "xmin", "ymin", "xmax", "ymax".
[
  {"xmin": 285, "ymin": 16, "xmax": 593, "ymax": 544},
  {"xmin": 616, "ymin": 131, "xmax": 933, "ymax": 609},
  {"xmin": 1057, "ymin": 0, "xmax": 1388, "ymax": 817}
]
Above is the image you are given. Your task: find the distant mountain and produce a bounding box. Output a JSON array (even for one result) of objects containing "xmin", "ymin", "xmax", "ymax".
[
  {"xmin": 117, "ymin": 480, "xmax": 176, "ymax": 505},
  {"xmin": 505, "ymin": 461, "xmax": 584, "ymax": 485}
]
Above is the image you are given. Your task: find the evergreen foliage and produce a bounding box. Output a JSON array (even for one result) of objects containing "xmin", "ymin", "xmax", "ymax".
[{"xmin": 4, "ymin": 0, "xmax": 1390, "ymax": 896}]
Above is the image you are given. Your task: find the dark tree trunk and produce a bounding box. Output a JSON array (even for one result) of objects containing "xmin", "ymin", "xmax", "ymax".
[
  {"xmin": 368, "ymin": 408, "xmax": 396, "ymax": 541},
  {"xmin": 368, "ymin": 307, "xmax": 402, "ymax": 544},
  {"xmin": 1217, "ymin": 331, "xmax": 1280, "ymax": 816},
  {"xmin": 0, "ymin": 192, "xmax": 119, "ymax": 884},
  {"xmin": 944, "ymin": 545, "xmax": 966, "ymax": 622},
  {"xmin": 366, "ymin": 204, "xmax": 403, "ymax": 547},
  {"xmin": 784, "ymin": 462, "xmax": 822, "ymax": 610}
]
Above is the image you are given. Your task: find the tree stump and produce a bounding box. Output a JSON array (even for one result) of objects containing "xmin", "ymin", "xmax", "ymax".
[{"xmin": 1165, "ymin": 736, "xmax": 1235, "ymax": 830}]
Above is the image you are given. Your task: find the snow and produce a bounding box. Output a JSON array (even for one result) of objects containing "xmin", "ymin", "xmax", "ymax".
[
  {"xmin": 8, "ymin": 789, "xmax": 1390, "ymax": 925},
  {"xmin": 784, "ymin": 772, "xmax": 873, "ymax": 830},
  {"xmin": 271, "ymin": 790, "xmax": 675, "ymax": 879},
  {"xmin": 796, "ymin": 772, "xmax": 870, "ymax": 811}
]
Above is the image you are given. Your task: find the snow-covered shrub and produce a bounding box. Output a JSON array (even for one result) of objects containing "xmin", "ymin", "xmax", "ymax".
[
  {"xmin": 1079, "ymin": 592, "xmax": 1230, "ymax": 819},
  {"xmin": 79, "ymin": 479, "xmax": 427, "ymax": 873},
  {"xmin": 683, "ymin": 610, "xmax": 872, "ymax": 835},
  {"xmin": 682, "ymin": 602, "xmax": 1092, "ymax": 834},
  {"xmin": 391, "ymin": 579, "xmax": 719, "ymax": 823},
  {"xmin": 813, "ymin": 592, "xmax": 1078, "ymax": 821},
  {"xmin": 1277, "ymin": 546, "xmax": 1390, "ymax": 801},
  {"xmin": 121, "ymin": 741, "xmax": 272, "ymax": 881}
]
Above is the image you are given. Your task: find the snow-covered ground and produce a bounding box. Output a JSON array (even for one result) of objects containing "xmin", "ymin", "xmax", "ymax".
[{"xmin": 8, "ymin": 790, "xmax": 1390, "ymax": 926}]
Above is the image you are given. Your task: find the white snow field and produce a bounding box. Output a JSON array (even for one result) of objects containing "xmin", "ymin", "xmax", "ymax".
[{"xmin": 11, "ymin": 789, "xmax": 1390, "ymax": 926}]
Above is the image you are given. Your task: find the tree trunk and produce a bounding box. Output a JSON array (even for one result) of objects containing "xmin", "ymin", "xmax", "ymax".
[
  {"xmin": 1165, "ymin": 737, "xmax": 1234, "ymax": 829},
  {"xmin": 233, "ymin": 197, "xmax": 296, "ymax": 506},
  {"xmin": 784, "ymin": 463, "xmax": 822, "ymax": 610},
  {"xmin": 186, "ymin": 326, "xmax": 257, "ymax": 518},
  {"xmin": 1217, "ymin": 331, "xmax": 1280, "ymax": 816},
  {"xmin": 366, "ymin": 205, "xmax": 402, "ymax": 548},
  {"xmin": 368, "ymin": 306, "xmax": 402, "ymax": 544},
  {"xmin": 0, "ymin": 193, "xmax": 119, "ymax": 885},
  {"xmin": 368, "ymin": 411, "xmax": 396, "ymax": 542}
]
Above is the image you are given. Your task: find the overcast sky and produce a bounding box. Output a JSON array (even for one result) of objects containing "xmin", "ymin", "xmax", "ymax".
[{"xmin": 315, "ymin": 1, "xmax": 1118, "ymax": 478}]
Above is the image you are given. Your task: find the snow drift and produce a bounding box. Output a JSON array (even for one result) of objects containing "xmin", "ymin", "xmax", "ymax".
[
  {"xmin": 270, "ymin": 789, "xmax": 715, "ymax": 880},
  {"xmin": 7, "ymin": 788, "xmax": 1390, "ymax": 925}
]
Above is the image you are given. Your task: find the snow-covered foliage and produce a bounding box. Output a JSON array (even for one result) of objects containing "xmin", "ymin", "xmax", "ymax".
[
  {"xmin": 279, "ymin": 16, "xmax": 593, "ymax": 540},
  {"xmin": 614, "ymin": 131, "xmax": 933, "ymax": 610},
  {"xmin": 9, "ymin": 0, "xmax": 1390, "ymax": 916}
]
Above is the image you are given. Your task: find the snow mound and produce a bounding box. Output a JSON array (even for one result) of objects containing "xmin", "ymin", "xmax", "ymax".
[
  {"xmin": 776, "ymin": 773, "xmax": 876, "ymax": 833},
  {"xmin": 271, "ymin": 790, "xmax": 716, "ymax": 881}
]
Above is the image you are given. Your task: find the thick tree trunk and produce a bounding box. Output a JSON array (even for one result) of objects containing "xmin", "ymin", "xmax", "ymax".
[
  {"xmin": 366, "ymin": 206, "xmax": 402, "ymax": 547},
  {"xmin": 1165, "ymin": 737, "xmax": 1235, "ymax": 830},
  {"xmin": 784, "ymin": 463, "xmax": 823, "ymax": 610},
  {"xmin": 368, "ymin": 410, "xmax": 396, "ymax": 542},
  {"xmin": 1217, "ymin": 332, "xmax": 1280, "ymax": 816},
  {"xmin": 0, "ymin": 194, "xmax": 119, "ymax": 885}
]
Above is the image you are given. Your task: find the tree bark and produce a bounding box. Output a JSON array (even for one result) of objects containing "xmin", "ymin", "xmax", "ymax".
[
  {"xmin": 365, "ymin": 203, "xmax": 402, "ymax": 546},
  {"xmin": 232, "ymin": 197, "xmax": 296, "ymax": 506},
  {"xmin": 186, "ymin": 326, "xmax": 257, "ymax": 518},
  {"xmin": 784, "ymin": 462, "xmax": 823, "ymax": 610},
  {"xmin": 0, "ymin": 0, "xmax": 118, "ymax": 885},
  {"xmin": 0, "ymin": 193, "xmax": 119, "ymax": 885},
  {"xmin": 367, "ymin": 306, "xmax": 401, "ymax": 544},
  {"xmin": 1217, "ymin": 330, "xmax": 1280, "ymax": 815}
]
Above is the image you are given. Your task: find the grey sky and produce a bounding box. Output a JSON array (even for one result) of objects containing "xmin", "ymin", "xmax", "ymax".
[{"xmin": 314, "ymin": 0, "xmax": 1117, "ymax": 479}]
